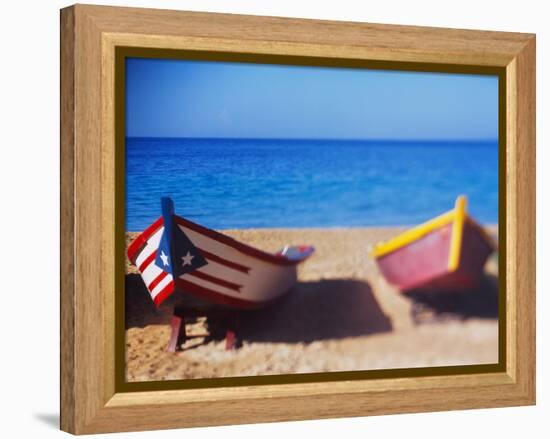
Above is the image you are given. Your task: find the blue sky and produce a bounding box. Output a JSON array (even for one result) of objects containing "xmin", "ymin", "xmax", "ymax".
[{"xmin": 126, "ymin": 57, "xmax": 498, "ymax": 140}]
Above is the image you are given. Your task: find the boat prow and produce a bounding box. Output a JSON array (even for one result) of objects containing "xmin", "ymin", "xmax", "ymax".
[
  {"xmin": 371, "ymin": 195, "xmax": 496, "ymax": 293},
  {"xmin": 127, "ymin": 198, "xmax": 315, "ymax": 309}
]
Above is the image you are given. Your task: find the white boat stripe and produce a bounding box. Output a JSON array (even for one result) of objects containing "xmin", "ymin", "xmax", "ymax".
[
  {"xmin": 140, "ymin": 262, "xmax": 164, "ymax": 290},
  {"xmin": 135, "ymin": 227, "xmax": 163, "ymax": 267},
  {"xmin": 150, "ymin": 273, "xmax": 173, "ymax": 298},
  {"xmin": 178, "ymin": 273, "xmax": 243, "ymax": 299},
  {"xmin": 178, "ymin": 225, "xmax": 257, "ymax": 268},
  {"xmin": 194, "ymin": 259, "xmax": 248, "ymax": 284}
]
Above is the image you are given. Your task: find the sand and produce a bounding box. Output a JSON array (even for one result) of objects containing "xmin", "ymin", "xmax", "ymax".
[{"xmin": 125, "ymin": 227, "xmax": 499, "ymax": 382}]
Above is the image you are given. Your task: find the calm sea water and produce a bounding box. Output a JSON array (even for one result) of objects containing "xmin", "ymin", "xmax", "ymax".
[{"xmin": 125, "ymin": 138, "xmax": 498, "ymax": 231}]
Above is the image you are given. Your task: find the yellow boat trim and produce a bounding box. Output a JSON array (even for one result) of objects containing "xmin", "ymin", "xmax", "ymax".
[
  {"xmin": 371, "ymin": 210, "xmax": 455, "ymax": 258},
  {"xmin": 447, "ymin": 195, "xmax": 467, "ymax": 272},
  {"xmin": 370, "ymin": 195, "xmax": 467, "ymax": 259}
]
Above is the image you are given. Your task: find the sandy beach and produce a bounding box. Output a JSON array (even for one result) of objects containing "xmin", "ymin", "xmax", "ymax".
[{"xmin": 125, "ymin": 227, "xmax": 499, "ymax": 382}]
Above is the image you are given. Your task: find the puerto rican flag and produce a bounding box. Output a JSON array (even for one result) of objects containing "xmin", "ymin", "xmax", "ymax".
[
  {"xmin": 128, "ymin": 197, "xmax": 314, "ymax": 309},
  {"xmin": 128, "ymin": 197, "xmax": 248, "ymax": 307}
]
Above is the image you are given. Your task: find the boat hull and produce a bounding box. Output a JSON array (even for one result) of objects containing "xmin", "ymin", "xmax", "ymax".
[{"xmin": 376, "ymin": 218, "xmax": 494, "ymax": 293}]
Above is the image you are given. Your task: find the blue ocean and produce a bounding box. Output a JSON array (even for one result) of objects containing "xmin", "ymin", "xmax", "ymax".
[{"xmin": 125, "ymin": 138, "xmax": 498, "ymax": 231}]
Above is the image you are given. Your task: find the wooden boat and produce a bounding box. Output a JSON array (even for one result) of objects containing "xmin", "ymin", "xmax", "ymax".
[
  {"xmin": 371, "ymin": 195, "xmax": 496, "ymax": 293},
  {"xmin": 127, "ymin": 197, "xmax": 315, "ymax": 309}
]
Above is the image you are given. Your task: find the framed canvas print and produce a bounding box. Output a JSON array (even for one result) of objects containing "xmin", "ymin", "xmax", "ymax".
[{"xmin": 60, "ymin": 4, "xmax": 536, "ymax": 434}]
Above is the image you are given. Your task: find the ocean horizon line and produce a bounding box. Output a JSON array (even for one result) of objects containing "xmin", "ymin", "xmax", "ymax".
[{"xmin": 126, "ymin": 136, "xmax": 498, "ymax": 144}]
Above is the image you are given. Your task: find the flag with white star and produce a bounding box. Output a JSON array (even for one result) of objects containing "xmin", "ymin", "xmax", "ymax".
[{"xmin": 154, "ymin": 197, "xmax": 208, "ymax": 278}]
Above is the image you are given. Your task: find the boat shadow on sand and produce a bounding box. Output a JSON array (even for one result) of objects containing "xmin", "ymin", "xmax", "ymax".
[
  {"xmin": 125, "ymin": 274, "xmax": 393, "ymax": 344},
  {"xmin": 239, "ymin": 279, "xmax": 393, "ymax": 343},
  {"xmin": 406, "ymin": 273, "xmax": 499, "ymax": 324}
]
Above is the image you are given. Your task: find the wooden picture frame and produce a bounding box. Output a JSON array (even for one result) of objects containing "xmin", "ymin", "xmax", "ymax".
[{"xmin": 60, "ymin": 4, "xmax": 536, "ymax": 434}]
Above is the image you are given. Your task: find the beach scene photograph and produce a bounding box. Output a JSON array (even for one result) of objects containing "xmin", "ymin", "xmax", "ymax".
[{"xmin": 124, "ymin": 57, "xmax": 499, "ymax": 382}]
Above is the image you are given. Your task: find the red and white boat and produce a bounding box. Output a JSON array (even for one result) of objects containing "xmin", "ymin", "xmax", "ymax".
[{"xmin": 127, "ymin": 198, "xmax": 315, "ymax": 309}]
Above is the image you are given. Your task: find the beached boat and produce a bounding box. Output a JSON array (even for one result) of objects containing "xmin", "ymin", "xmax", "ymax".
[
  {"xmin": 127, "ymin": 197, "xmax": 315, "ymax": 309},
  {"xmin": 371, "ymin": 195, "xmax": 496, "ymax": 293}
]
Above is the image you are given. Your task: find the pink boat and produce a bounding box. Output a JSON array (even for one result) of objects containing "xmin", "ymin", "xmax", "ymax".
[{"xmin": 371, "ymin": 195, "xmax": 496, "ymax": 293}]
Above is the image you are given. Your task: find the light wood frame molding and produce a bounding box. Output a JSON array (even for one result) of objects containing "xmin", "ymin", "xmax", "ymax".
[{"xmin": 60, "ymin": 4, "xmax": 535, "ymax": 434}]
